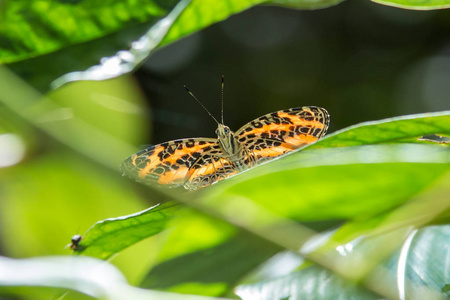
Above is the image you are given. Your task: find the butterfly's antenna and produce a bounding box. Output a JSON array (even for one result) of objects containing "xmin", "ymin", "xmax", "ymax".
[
  {"xmin": 221, "ymin": 75, "xmax": 224, "ymax": 124},
  {"xmin": 184, "ymin": 85, "xmax": 220, "ymax": 125}
]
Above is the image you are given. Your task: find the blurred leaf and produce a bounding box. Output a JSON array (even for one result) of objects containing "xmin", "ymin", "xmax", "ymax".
[
  {"xmin": 143, "ymin": 232, "xmax": 281, "ymax": 296},
  {"xmin": 235, "ymin": 225, "xmax": 450, "ymax": 300},
  {"xmin": 141, "ymin": 210, "xmax": 282, "ymax": 296},
  {"xmin": 371, "ymin": 0, "xmax": 450, "ymax": 10},
  {"xmin": 398, "ymin": 226, "xmax": 450, "ymax": 299},
  {"xmin": 232, "ymin": 177, "xmax": 450, "ymax": 298},
  {"xmin": 0, "ymin": 255, "xmax": 230, "ymax": 300},
  {"xmin": 48, "ymin": 76, "xmax": 151, "ymax": 144},
  {"xmin": 0, "ymin": 0, "xmax": 178, "ymax": 64},
  {"xmin": 331, "ymin": 171, "xmax": 450, "ymax": 244},
  {"xmin": 0, "ymin": 152, "xmax": 147, "ymax": 256},
  {"xmin": 236, "ymin": 265, "xmax": 380, "ymax": 300},
  {"xmin": 0, "ymin": 66, "xmax": 161, "ymax": 286},
  {"xmin": 268, "ymin": 0, "xmax": 346, "ymax": 9},
  {"xmin": 76, "ymin": 202, "xmax": 179, "ymax": 259},
  {"xmin": 0, "ymin": 67, "xmax": 137, "ymax": 169},
  {"xmin": 309, "ymin": 111, "xmax": 450, "ymax": 150}
]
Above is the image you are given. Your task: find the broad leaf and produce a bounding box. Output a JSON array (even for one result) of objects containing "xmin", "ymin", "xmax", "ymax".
[
  {"xmin": 0, "ymin": 0, "xmax": 179, "ymax": 64},
  {"xmin": 199, "ymin": 144, "xmax": 449, "ymax": 222}
]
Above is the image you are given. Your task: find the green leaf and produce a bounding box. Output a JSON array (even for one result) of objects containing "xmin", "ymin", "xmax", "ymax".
[
  {"xmin": 371, "ymin": 0, "xmax": 450, "ymax": 10},
  {"xmin": 398, "ymin": 226, "xmax": 450, "ymax": 299},
  {"xmin": 235, "ymin": 225, "xmax": 450, "ymax": 300},
  {"xmin": 50, "ymin": 0, "xmax": 190, "ymax": 88},
  {"xmin": 0, "ymin": 255, "xmax": 230, "ymax": 300},
  {"xmin": 140, "ymin": 210, "xmax": 281, "ymax": 296},
  {"xmin": 202, "ymin": 144, "xmax": 449, "ymax": 222},
  {"xmin": 309, "ymin": 111, "xmax": 450, "ymax": 150},
  {"xmin": 0, "ymin": 0, "xmax": 178, "ymax": 64},
  {"xmin": 142, "ymin": 231, "xmax": 281, "ymax": 296},
  {"xmin": 267, "ymin": 0, "xmax": 346, "ymax": 9},
  {"xmin": 6, "ymin": 0, "xmax": 349, "ymax": 91},
  {"xmin": 75, "ymin": 202, "xmax": 179, "ymax": 259}
]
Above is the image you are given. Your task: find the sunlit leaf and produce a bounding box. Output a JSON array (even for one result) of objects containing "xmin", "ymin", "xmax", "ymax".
[
  {"xmin": 371, "ymin": 0, "xmax": 450, "ymax": 10},
  {"xmin": 76, "ymin": 202, "xmax": 179, "ymax": 259},
  {"xmin": 309, "ymin": 111, "xmax": 450, "ymax": 150}
]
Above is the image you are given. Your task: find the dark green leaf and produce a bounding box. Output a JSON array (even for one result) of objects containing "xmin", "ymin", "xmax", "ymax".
[
  {"xmin": 0, "ymin": 0, "xmax": 178, "ymax": 64},
  {"xmin": 142, "ymin": 231, "xmax": 281, "ymax": 296}
]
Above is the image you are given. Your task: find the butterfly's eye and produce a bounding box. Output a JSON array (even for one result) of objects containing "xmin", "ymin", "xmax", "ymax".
[{"xmin": 224, "ymin": 127, "xmax": 230, "ymax": 134}]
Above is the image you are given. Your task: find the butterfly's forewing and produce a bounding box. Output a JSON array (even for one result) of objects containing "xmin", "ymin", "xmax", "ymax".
[
  {"xmin": 121, "ymin": 138, "xmax": 218, "ymax": 189},
  {"xmin": 235, "ymin": 106, "xmax": 330, "ymax": 162}
]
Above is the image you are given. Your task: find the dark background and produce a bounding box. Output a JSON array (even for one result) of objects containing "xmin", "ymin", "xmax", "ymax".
[{"xmin": 135, "ymin": 1, "xmax": 450, "ymax": 146}]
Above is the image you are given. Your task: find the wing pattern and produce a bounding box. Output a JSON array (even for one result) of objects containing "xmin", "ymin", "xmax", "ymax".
[
  {"xmin": 236, "ymin": 106, "xmax": 329, "ymax": 163},
  {"xmin": 121, "ymin": 106, "xmax": 330, "ymax": 191},
  {"xmin": 120, "ymin": 138, "xmax": 238, "ymax": 190}
]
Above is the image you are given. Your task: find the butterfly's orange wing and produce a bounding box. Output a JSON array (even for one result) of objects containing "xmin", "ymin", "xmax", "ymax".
[
  {"xmin": 235, "ymin": 106, "xmax": 330, "ymax": 163},
  {"xmin": 120, "ymin": 138, "xmax": 237, "ymax": 190}
]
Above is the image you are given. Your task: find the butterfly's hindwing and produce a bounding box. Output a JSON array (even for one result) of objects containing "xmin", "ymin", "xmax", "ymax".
[
  {"xmin": 121, "ymin": 138, "xmax": 217, "ymax": 188},
  {"xmin": 184, "ymin": 156, "xmax": 238, "ymax": 190}
]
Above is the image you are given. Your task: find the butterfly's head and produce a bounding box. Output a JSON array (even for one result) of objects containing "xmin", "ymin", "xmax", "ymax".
[
  {"xmin": 216, "ymin": 124, "xmax": 238, "ymax": 156},
  {"xmin": 215, "ymin": 124, "xmax": 233, "ymax": 139}
]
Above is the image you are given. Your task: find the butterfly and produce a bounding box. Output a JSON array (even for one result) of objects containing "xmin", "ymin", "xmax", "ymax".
[{"xmin": 121, "ymin": 77, "xmax": 330, "ymax": 191}]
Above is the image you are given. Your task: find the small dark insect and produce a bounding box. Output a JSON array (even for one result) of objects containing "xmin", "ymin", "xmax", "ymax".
[{"xmin": 69, "ymin": 234, "xmax": 83, "ymax": 251}]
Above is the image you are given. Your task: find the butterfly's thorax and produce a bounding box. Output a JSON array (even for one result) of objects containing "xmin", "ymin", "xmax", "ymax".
[
  {"xmin": 216, "ymin": 124, "xmax": 241, "ymax": 156},
  {"xmin": 216, "ymin": 124, "xmax": 248, "ymax": 167}
]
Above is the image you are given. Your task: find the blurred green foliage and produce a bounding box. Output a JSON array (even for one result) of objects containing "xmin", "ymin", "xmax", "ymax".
[{"xmin": 0, "ymin": 0, "xmax": 449, "ymax": 299}]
